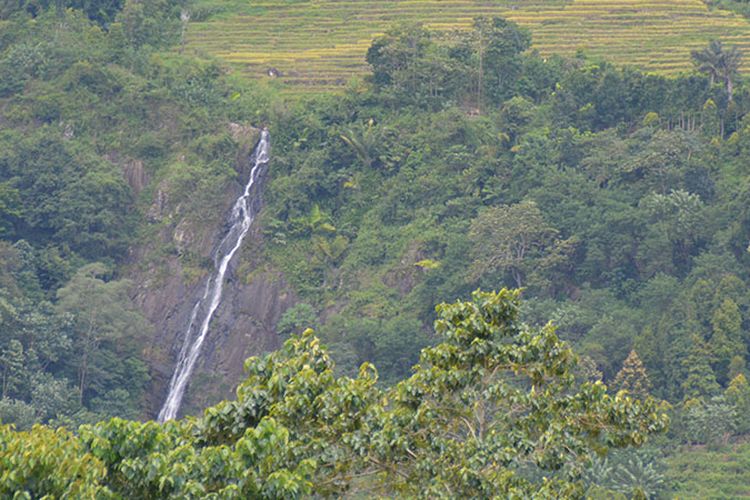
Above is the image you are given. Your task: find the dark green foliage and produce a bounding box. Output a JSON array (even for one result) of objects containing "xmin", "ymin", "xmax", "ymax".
[
  {"xmin": 0, "ymin": 340, "xmax": 25, "ymax": 399},
  {"xmin": 2, "ymin": 6, "xmax": 750, "ymax": 497},
  {"xmin": 55, "ymin": 263, "xmax": 151, "ymax": 409},
  {"xmin": 682, "ymin": 335, "xmax": 722, "ymax": 400},
  {"xmin": 584, "ymin": 448, "xmax": 667, "ymax": 499},
  {"xmin": 0, "ymin": 7, "xmax": 259, "ymax": 424},
  {"xmin": 691, "ymin": 40, "xmax": 741, "ymax": 99},
  {"xmin": 366, "ymin": 17, "xmax": 530, "ymax": 109},
  {"xmin": 277, "ymin": 303, "xmax": 317, "ymax": 337},
  {"xmin": 0, "ymin": 132, "xmax": 134, "ymax": 260}
]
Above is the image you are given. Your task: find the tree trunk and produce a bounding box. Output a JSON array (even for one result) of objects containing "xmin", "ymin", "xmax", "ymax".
[
  {"xmin": 726, "ymin": 76, "xmax": 734, "ymax": 101},
  {"xmin": 477, "ymin": 28, "xmax": 484, "ymax": 115},
  {"xmin": 79, "ymin": 352, "xmax": 86, "ymax": 404},
  {"xmin": 512, "ymin": 267, "xmax": 523, "ymax": 289}
]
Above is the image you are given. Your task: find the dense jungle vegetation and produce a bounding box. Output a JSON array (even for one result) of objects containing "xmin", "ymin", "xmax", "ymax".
[{"xmin": 3, "ymin": 0, "xmax": 750, "ymax": 497}]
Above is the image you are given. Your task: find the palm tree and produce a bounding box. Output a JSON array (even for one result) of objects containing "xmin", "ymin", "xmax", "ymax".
[
  {"xmin": 340, "ymin": 119, "xmax": 386, "ymax": 169},
  {"xmin": 691, "ymin": 40, "xmax": 742, "ymax": 100},
  {"xmin": 720, "ymin": 44, "xmax": 742, "ymax": 99}
]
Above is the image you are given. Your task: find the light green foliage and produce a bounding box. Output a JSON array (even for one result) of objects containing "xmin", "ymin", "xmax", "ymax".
[
  {"xmin": 710, "ymin": 298, "xmax": 746, "ymax": 383},
  {"xmin": 680, "ymin": 396, "xmax": 737, "ymax": 446},
  {"xmin": 0, "ymin": 290, "xmax": 667, "ymax": 497},
  {"xmin": 0, "ymin": 424, "xmax": 112, "ymax": 498},
  {"xmin": 666, "ymin": 442, "xmax": 750, "ymax": 499},
  {"xmin": 725, "ymin": 373, "xmax": 750, "ymax": 434},
  {"xmin": 613, "ymin": 350, "xmax": 652, "ymax": 399},
  {"xmin": 81, "ymin": 417, "xmax": 317, "ymax": 498},
  {"xmin": 469, "ymin": 200, "xmax": 559, "ymax": 288},
  {"xmin": 368, "ymin": 290, "xmax": 667, "ymax": 497}
]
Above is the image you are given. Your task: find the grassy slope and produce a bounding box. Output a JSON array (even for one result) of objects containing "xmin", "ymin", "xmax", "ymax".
[
  {"xmin": 183, "ymin": 0, "xmax": 750, "ymax": 93},
  {"xmin": 666, "ymin": 443, "xmax": 750, "ymax": 498}
]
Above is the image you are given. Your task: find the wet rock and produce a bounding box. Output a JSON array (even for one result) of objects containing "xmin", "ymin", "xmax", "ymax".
[
  {"xmin": 173, "ymin": 219, "xmax": 194, "ymax": 255},
  {"xmin": 128, "ymin": 131, "xmax": 290, "ymax": 419},
  {"xmin": 122, "ymin": 158, "xmax": 149, "ymax": 195},
  {"xmin": 182, "ymin": 269, "xmax": 294, "ymax": 412},
  {"xmin": 60, "ymin": 121, "xmax": 74, "ymax": 140},
  {"xmin": 382, "ymin": 241, "xmax": 427, "ymax": 296},
  {"xmin": 147, "ymin": 185, "xmax": 169, "ymax": 222},
  {"xmin": 228, "ymin": 123, "xmax": 261, "ymax": 175}
]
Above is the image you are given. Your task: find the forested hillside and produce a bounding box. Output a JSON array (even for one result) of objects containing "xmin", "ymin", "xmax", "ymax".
[
  {"xmin": 0, "ymin": 1, "xmax": 277, "ymax": 425},
  {"xmin": 3, "ymin": 0, "xmax": 750, "ymax": 497}
]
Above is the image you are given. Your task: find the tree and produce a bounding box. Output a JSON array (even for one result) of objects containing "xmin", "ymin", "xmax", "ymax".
[
  {"xmin": 613, "ymin": 350, "xmax": 652, "ymax": 399},
  {"xmin": 638, "ymin": 189, "xmax": 705, "ymax": 276},
  {"xmin": 0, "ymin": 424, "xmax": 110, "ymax": 497},
  {"xmin": 681, "ymin": 334, "xmax": 721, "ymax": 400},
  {"xmin": 277, "ymin": 303, "xmax": 318, "ymax": 337},
  {"xmin": 691, "ymin": 40, "xmax": 741, "ymax": 99},
  {"xmin": 0, "ymin": 398, "xmax": 37, "ymax": 429},
  {"xmin": 470, "ymin": 17, "xmax": 531, "ymax": 106},
  {"xmin": 469, "ymin": 200, "xmax": 558, "ymax": 287},
  {"xmin": 0, "ymin": 290, "xmax": 668, "ymax": 498},
  {"xmin": 709, "ymin": 298, "xmax": 746, "ymax": 384},
  {"xmin": 0, "ymin": 339, "xmax": 25, "ymax": 399},
  {"xmin": 366, "ymin": 23, "xmax": 445, "ymax": 105},
  {"xmin": 584, "ymin": 449, "xmax": 666, "ymax": 499},
  {"xmin": 30, "ymin": 375, "xmax": 81, "ymax": 422},
  {"xmin": 115, "ymin": 0, "xmax": 180, "ymax": 49},
  {"xmin": 725, "ymin": 373, "xmax": 750, "ymax": 435},
  {"xmin": 339, "ymin": 119, "xmax": 395, "ymax": 170},
  {"xmin": 55, "ymin": 263, "xmax": 150, "ymax": 406},
  {"xmin": 0, "ymin": 0, "xmax": 125, "ymax": 25},
  {"xmin": 0, "ymin": 181, "xmax": 20, "ymax": 237},
  {"xmin": 682, "ymin": 396, "xmax": 737, "ymax": 446},
  {"xmin": 365, "ymin": 290, "xmax": 667, "ymax": 496}
]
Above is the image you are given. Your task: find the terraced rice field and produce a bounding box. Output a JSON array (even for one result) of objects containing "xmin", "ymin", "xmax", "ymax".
[{"xmin": 185, "ymin": 0, "xmax": 750, "ymax": 93}]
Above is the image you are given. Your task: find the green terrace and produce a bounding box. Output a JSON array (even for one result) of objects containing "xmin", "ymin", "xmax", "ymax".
[{"xmin": 184, "ymin": 0, "xmax": 750, "ymax": 92}]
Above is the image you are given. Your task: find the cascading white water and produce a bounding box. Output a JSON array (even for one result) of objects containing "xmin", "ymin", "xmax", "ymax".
[{"xmin": 158, "ymin": 130, "xmax": 270, "ymax": 422}]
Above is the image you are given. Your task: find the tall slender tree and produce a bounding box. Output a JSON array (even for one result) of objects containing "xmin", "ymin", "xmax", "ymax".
[
  {"xmin": 691, "ymin": 40, "xmax": 741, "ymax": 100},
  {"xmin": 682, "ymin": 334, "xmax": 721, "ymax": 400},
  {"xmin": 613, "ymin": 350, "xmax": 652, "ymax": 399},
  {"xmin": 710, "ymin": 298, "xmax": 745, "ymax": 384}
]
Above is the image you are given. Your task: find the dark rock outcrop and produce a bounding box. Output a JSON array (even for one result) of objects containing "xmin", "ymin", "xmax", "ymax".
[{"xmin": 128, "ymin": 124, "xmax": 294, "ymax": 418}]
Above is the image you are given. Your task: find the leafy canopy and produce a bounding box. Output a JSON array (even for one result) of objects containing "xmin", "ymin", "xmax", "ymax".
[{"xmin": 0, "ymin": 290, "xmax": 667, "ymax": 498}]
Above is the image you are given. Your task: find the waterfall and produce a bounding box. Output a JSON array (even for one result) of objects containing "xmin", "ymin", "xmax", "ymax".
[{"xmin": 158, "ymin": 130, "xmax": 270, "ymax": 422}]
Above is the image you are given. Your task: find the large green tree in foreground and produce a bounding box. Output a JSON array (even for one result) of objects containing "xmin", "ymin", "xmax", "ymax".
[{"xmin": 0, "ymin": 290, "xmax": 667, "ymax": 498}]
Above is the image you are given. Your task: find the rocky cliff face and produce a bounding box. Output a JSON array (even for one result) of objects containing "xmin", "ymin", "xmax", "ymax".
[{"xmin": 127, "ymin": 124, "xmax": 296, "ymax": 418}]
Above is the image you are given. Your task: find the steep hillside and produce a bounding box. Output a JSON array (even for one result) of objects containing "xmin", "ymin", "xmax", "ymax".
[
  {"xmin": 0, "ymin": 9, "xmax": 295, "ymax": 423},
  {"xmin": 6, "ymin": 1, "xmax": 750, "ymax": 497},
  {"xmin": 184, "ymin": 0, "xmax": 750, "ymax": 92}
]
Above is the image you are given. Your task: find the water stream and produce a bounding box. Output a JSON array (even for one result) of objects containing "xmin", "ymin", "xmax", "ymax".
[{"xmin": 158, "ymin": 130, "xmax": 270, "ymax": 422}]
